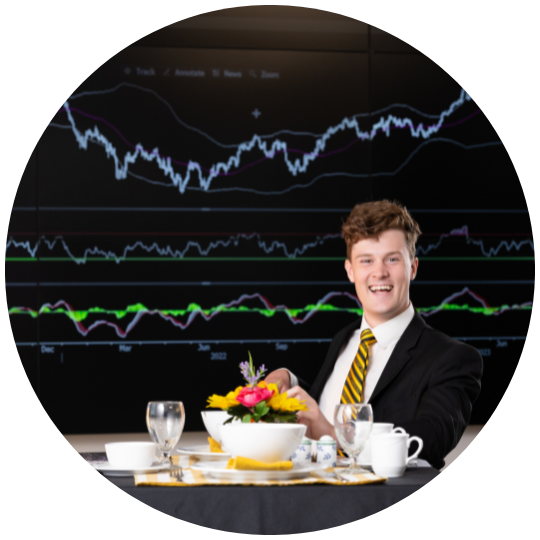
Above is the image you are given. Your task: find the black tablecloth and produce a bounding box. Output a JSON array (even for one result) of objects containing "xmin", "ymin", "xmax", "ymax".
[{"xmin": 106, "ymin": 467, "xmax": 438, "ymax": 534}]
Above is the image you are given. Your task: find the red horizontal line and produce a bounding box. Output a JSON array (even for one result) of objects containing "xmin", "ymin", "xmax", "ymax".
[
  {"xmin": 7, "ymin": 232, "xmax": 341, "ymax": 236},
  {"xmin": 421, "ymin": 233, "xmax": 533, "ymax": 237}
]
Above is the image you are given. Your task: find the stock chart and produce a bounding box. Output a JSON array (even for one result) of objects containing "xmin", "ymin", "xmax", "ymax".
[{"xmin": 6, "ymin": 36, "xmax": 532, "ymax": 432}]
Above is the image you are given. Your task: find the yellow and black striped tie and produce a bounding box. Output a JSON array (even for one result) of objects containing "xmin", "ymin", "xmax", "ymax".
[{"xmin": 340, "ymin": 328, "xmax": 377, "ymax": 405}]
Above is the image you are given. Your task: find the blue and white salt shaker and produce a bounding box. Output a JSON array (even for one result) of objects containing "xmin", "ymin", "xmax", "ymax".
[
  {"xmin": 291, "ymin": 437, "xmax": 313, "ymax": 465},
  {"xmin": 317, "ymin": 435, "xmax": 337, "ymax": 467}
]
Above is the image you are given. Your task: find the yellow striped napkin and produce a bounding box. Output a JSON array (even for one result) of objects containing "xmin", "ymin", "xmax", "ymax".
[{"xmin": 134, "ymin": 456, "xmax": 387, "ymax": 487}]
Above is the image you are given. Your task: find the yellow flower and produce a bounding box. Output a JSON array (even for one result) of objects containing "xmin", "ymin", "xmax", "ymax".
[
  {"xmin": 206, "ymin": 395, "xmax": 231, "ymax": 410},
  {"xmin": 256, "ymin": 380, "xmax": 307, "ymax": 412},
  {"xmin": 267, "ymin": 391, "xmax": 308, "ymax": 412},
  {"xmin": 257, "ymin": 381, "xmax": 279, "ymax": 395},
  {"xmin": 207, "ymin": 386, "xmax": 243, "ymax": 409}
]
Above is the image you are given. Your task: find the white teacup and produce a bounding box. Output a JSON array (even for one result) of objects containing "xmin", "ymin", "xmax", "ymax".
[
  {"xmin": 358, "ymin": 423, "xmax": 406, "ymax": 465},
  {"xmin": 371, "ymin": 432, "xmax": 423, "ymax": 478},
  {"xmin": 105, "ymin": 442, "xmax": 157, "ymax": 469}
]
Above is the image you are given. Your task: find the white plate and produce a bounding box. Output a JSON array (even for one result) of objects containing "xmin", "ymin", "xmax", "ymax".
[
  {"xmin": 191, "ymin": 461, "xmax": 325, "ymax": 481},
  {"xmin": 91, "ymin": 461, "xmax": 169, "ymax": 477},
  {"xmin": 176, "ymin": 445, "xmax": 230, "ymax": 461}
]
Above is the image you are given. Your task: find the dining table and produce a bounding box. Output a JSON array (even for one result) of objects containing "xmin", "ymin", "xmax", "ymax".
[
  {"xmin": 100, "ymin": 456, "xmax": 438, "ymax": 534},
  {"xmin": 71, "ymin": 431, "xmax": 438, "ymax": 534}
]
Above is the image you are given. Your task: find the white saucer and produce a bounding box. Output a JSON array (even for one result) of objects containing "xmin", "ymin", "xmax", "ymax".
[
  {"xmin": 176, "ymin": 444, "xmax": 230, "ymax": 461},
  {"xmin": 91, "ymin": 461, "xmax": 169, "ymax": 476},
  {"xmin": 191, "ymin": 461, "xmax": 324, "ymax": 481}
]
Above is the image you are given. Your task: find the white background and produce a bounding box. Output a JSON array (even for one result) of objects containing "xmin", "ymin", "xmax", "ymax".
[{"xmin": 1, "ymin": 1, "xmax": 538, "ymax": 537}]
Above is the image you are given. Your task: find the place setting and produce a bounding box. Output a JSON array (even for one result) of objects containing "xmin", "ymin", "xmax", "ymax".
[
  {"xmin": 133, "ymin": 356, "xmax": 390, "ymax": 486},
  {"xmin": 135, "ymin": 357, "xmax": 333, "ymax": 485},
  {"xmin": 89, "ymin": 400, "xmax": 185, "ymax": 477}
]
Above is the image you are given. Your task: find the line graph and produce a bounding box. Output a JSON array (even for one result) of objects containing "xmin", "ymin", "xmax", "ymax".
[
  {"xmin": 5, "ymin": 232, "xmax": 341, "ymax": 262},
  {"xmin": 9, "ymin": 288, "xmax": 533, "ymax": 338},
  {"xmin": 45, "ymin": 134, "xmax": 504, "ymax": 196},
  {"xmin": 6, "ymin": 226, "xmax": 533, "ymax": 263},
  {"xmin": 417, "ymin": 226, "xmax": 534, "ymax": 258},
  {"xmin": 47, "ymin": 86, "xmax": 494, "ymax": 195},
  {"xmin": 65, "ymin": 81, "xmax": 472, "ymax": 145}
]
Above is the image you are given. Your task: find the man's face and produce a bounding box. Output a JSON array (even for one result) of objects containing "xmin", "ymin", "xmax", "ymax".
[{"xmin": 344, "ymin": 229, "xmax": 418, "ymax": 327}]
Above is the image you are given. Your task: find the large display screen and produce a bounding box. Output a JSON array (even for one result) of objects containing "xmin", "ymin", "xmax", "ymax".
[{"xmin": 6, "ymin": 23, "xmax": 532, "ymax": 432}]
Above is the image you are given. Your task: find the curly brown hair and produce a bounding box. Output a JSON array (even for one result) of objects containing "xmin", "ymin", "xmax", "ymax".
[{"xmin": 342, "ymin": 200, "xmax": 421, "ymax": 260}]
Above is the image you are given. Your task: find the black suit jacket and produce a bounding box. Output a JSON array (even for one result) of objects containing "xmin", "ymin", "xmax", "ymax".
[{"xmin": 309, "ymin": 312, "xmax": 483, "ymax": 470}]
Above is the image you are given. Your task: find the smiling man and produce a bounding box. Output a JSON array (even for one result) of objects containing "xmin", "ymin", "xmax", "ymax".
[{"xmin": 265, "ymin": 200, "xmax": 483, "ymax": 469}]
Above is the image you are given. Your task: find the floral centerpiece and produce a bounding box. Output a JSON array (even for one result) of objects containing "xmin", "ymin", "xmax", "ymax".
[{"xmin": 207, "ymin": 353, "xmax": 308, "ymax": 423}]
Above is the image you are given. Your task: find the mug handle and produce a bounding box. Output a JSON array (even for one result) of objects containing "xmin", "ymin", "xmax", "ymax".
[
  {"xmin": 392, "ymin": 427, "xmax": 406, "ymax": 434},
  {"xmin": 406, "ymin": 436, "xmax": 423, "ymax": 464}
]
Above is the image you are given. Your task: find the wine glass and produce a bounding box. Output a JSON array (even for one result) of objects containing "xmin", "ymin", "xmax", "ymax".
[
  {"xmin": 146, "ymin": 401, "xmax": 185, "ymax": 477},
  {"xmin": 334, "ymin": 403, "xmax": 373, "ymax": 474}
]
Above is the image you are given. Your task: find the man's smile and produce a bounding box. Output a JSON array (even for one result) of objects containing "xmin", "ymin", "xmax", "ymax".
[{"xmin": 368, "ymin": 285, "xmax": 394, "ymax": 293}]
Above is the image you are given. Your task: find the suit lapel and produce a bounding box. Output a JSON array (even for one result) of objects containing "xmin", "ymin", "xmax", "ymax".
[
  {"xmin": 309, "ymin": 317, "xmax": 362, "ymax": 400},
  {"xmin": 368, "ymin": 312, "xmax": 426, "ymax": 403}
]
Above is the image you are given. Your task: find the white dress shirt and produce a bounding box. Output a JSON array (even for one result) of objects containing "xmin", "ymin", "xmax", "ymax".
[{"xmin": 285, "ymin": 303, "xmax": 415, "ymax": 424}]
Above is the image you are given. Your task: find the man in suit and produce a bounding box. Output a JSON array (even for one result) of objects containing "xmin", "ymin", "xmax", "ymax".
[{"xmin": 265, "ymin": 200, "xmax": 482, "ymax": 469}]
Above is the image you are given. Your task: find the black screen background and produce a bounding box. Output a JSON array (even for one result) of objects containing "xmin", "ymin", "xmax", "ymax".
[{"xmin": 6, "ymin": 11, "xmax": 533, "ymax": 433}]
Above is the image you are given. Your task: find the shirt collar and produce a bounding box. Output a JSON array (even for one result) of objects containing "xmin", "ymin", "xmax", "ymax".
[{"xmin": 359, "ymin": 303, "xmax": 415, "ymax": 349}]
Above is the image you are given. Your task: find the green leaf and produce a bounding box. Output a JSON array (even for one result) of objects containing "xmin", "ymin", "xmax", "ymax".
[
  {"xmin": 248, "ymin": 352, "xmax": 253, "ymax": 377},
  {"xmin": 279, "ymin": 414, "xmax": 299, "ymax": 423},
  {"xmin": 242, "ymin": 414, "xmax": 253, "ymax": 423},
  {"xmin": 263, "ymin": 411, "xmax": 298, "ymax": 424},
  {"xmin": 254, "ymin": 402, "xmax": 266, "ymax": 414}
]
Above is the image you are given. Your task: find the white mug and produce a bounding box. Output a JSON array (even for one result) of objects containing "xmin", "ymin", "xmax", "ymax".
[
  {"xmin": 358, "ymin": 423, "xmax": 406, "ymax": 466},
  {"xmin": 371, "ymin": 432, "xmax": 423, "ymax": 478}
]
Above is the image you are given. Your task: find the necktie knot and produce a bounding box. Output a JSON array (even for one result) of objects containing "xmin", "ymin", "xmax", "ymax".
[{"xmin": 361, "ymin": 328, "xmax": 376, "ymax": 346}]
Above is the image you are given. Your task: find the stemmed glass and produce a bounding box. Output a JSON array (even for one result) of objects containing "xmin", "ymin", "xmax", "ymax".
[
  {"xmin": 334, "ymin": 403, "xmax": 373, "ymax": 474},
  {"xmin": 146, "ymin": 401, "xmax": 185, "ymax": 477}
]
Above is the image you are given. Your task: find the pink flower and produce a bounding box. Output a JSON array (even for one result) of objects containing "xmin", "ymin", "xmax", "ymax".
[{"xmin": 236, "ymin": 385, "xmax": 274, "ymax": 408}]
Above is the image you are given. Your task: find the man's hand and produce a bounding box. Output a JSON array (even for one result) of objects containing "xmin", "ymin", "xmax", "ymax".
[
  {"xmin": 264, "ymin": 368, "xmax": 292, "ymax": 394},
  {"xmin": 286, "ymin": 386, "xmax": 336, "ymax": 441}
]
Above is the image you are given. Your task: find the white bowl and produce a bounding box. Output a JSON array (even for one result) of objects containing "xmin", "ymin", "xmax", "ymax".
[
  {"xmin": 201, "ymin": 410, "xmax": 231, "ymax": 443},
  {"xmin": 105, "ymin": 442, "xmax": 157, "ymax": 469},
  {"xmin": 219, "ymin": 423, "xmax": 307, "ymax": 463}
]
